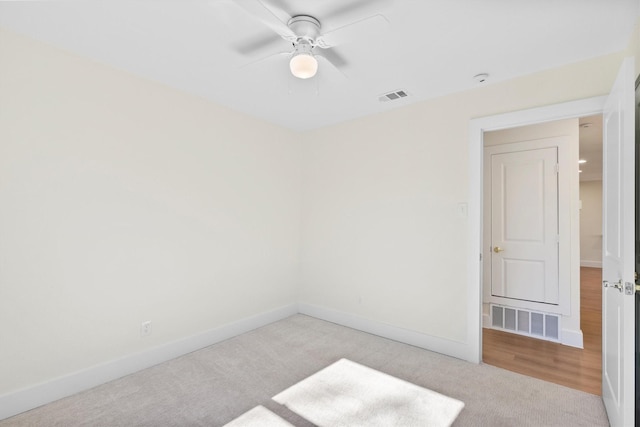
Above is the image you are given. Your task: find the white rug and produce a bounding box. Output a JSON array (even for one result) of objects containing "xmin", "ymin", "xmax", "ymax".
[
  {"xmin": 223, "ymin": 405, "xmax": 294, "ymax": 427},
  {"xmin": 273, "ymin": 358, "xmax": 465, "ymax": 427}
]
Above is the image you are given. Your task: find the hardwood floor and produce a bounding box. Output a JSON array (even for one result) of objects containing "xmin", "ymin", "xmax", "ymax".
[{"xmin": 482, "ymin": 267, "xmax": 602, "ymax": 395}]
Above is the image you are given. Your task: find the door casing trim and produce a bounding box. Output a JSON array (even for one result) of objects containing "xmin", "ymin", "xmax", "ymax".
[{"xmin": 467, "ymin": 96, "xmax": 607, "ymax": 363}]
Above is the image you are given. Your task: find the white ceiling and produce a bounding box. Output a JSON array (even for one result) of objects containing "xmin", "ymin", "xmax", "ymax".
[{"xmin": 0, "ymin": 0, "xmax": 637, "ymax": 131}]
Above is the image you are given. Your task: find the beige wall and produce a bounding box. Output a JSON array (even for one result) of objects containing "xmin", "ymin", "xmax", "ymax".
[
  {"xmin": 629, "ymin": 17, "xmax": 640, "ymax": 72},
  {"xmin": 580, "ymin": 180, "xmax": 603, "ymax": 266},
  {"xmin": 483, "ymin": 120, "xmax": 578, "ymax": 146},
  {"xmin": 299, "ymin": 52, "xmax": 624, "ymax": 344},
  {"xmin": 0, "ymin": 29, "xmax": 301, "ymax": 395},
  {"xmin": 1, "ymin": 16, "xmax": 637, "ymax": 404}
]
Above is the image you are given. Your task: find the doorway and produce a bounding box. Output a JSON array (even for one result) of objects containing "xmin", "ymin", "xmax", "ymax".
[
  {"xmin": 480, "ymin": 115, "xmax": 603, "ymax": 395},
  {"xmin": 469, "ymin": 62, "xmax": 636, "ymax": 425},
  {"xmin": 466, "ymin": 96, "xmax": 606, "ymax": 366}
]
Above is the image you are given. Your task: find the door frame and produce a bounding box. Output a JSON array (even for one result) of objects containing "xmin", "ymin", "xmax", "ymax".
[{"xmin": 467, "ymin": 96, "xmax": 607, "ymax": 363}]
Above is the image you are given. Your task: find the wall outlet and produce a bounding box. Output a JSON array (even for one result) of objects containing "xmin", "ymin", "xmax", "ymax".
[{"xmin": 140, "ymin": 321, "xmax": 152, "ymax": 338}]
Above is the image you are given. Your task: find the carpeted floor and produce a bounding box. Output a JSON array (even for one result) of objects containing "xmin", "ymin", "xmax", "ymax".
[
  {"xmin": 270, "ymin": 358, "xmax": 464, "ymax": 426},
  {"xmin": 0, "ymin": 314, "xmax": 608, "ymax": 426}
]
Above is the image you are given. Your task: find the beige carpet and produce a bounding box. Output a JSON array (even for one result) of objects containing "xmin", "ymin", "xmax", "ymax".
[
  {"xmin": 273, "ymin": 358, "xmax": 464, "ymax": 426},
  {"xmin": 0, "ymin": 314, "xmax": 608, "ymax": 426},
  {"xmin": 224, "ymin": 406, "xmax": 293, "ymax": 427}
]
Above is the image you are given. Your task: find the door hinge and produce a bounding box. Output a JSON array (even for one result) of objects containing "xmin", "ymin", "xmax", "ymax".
[
  {"xmin": 555, "ymin": 163, "xmax": 559, "ymax": 174},
  {"xmin": 604, "ymin": 280, "xmax": 637, "ymax": 295},
  {"xmin": 604, "ymin": 280, "xmax": 623, "ymax": 292},
  {"xmin": 479, "ymin": 253, "xmax": 482, "ymax": 261}
]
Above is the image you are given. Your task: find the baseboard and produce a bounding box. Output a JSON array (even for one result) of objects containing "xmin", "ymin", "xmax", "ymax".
[
  {"xmin": 483, "ymin": 312, "xmax": 583, "ymax": 349},
  {"xmin": 580, "ymin": 260, "xmax": 602, "ymax": 268},
  {"xmin": 561, "ymin": 328, "xmax": 584, "ymax": 349},
  {"xmin": 298, "ymin": 303, "xmax": 472, "ymax": 362},
  {"xmin": 482, "ymin": 313, "xmax": 491, "ymax": 328},
  {"xmin": 0, "ymin": 304, "xmax": 298, "ymax": 421}
]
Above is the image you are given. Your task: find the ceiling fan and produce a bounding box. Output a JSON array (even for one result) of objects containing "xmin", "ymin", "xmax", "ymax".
[{"xmin": 233, "ymin": 0, "xmax": 390, "ymax": 80}]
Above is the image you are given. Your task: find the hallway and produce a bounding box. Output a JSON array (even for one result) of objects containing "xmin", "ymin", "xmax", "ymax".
[{"xmin": 482, "ymin": 267, "xmax": 602, "ymax": 395}]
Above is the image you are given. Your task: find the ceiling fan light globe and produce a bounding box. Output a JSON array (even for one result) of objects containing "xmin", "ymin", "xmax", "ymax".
[{"xmin": 289, "ymin": 53, "xmax": 318, "ymax": 79}]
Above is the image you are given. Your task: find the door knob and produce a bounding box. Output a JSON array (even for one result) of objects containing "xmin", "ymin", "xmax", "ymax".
[{"xmin": 493, "ymin": 246, "xmax": 504, "ymax": 253}]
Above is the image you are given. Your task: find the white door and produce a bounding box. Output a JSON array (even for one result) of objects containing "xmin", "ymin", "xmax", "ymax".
[
  {"xmin": 490, "ymin": 147, "xmax": 559, "ymax": 304},
  {"xmin": 602, "ymin": 57, "xmax": 635, "ymax": 427}
]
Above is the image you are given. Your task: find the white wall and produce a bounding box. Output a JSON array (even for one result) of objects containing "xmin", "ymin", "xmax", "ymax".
[
  {"xmin": 0, "ymin": 29, "xmax": 301, "ymax": 396},
  {"xmin": 580, "ymin": 180, "xmax": 603, "ymax": 267}
]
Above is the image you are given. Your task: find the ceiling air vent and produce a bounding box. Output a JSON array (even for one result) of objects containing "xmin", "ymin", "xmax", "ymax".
[{"xmin": 379, "ymin": 89, "xmax": 409, "ymax": 102}]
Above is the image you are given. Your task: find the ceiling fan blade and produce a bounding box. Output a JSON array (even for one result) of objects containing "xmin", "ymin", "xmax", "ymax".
[
  {"xmin": 233, "ymin": 33, "xmax": 287, "ymax": 56},
  {"xmin": 239, "ymin": 50, "xmax": 292, "ymax": 70},
  {"xmin": 316, "ymin": 14, "xmax": 390, "ymax": 48},
  {"xmin": 316, "ymin": 54, "xmax": 348, "ymax": 79},
  {"xmin": 234, "ymin": 0, "xmax": 296, "ymax": 41},
  {"xmin": 316, "ymin": 48, "xmax": 349, "ymax": 71},
  {"xmin": 323, "ymin": 0, "xmax": 392, "ymax": 27}
]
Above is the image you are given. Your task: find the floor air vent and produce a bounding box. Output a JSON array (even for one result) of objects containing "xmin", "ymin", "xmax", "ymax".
[{"xmin": 490, "ymin": 304, "xmax": 560, "ymax": 341}]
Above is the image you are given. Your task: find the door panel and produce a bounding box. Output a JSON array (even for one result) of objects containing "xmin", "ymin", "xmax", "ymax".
[
  {"xmin": 502, "ymin": 259, "xmax": 546, "ymax": 302},
  {"xmin": 490, "ymin": 147, "xmax": 559, "ymax": 305},
  {"xmin": 602, "ymin": 57, "xmax": 635, "ymax": 427}
]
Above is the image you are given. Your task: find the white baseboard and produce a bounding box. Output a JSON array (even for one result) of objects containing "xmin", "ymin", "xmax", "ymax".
[
  {"xmin": 580, "ymin": 260, "xmax": 602, "ymax": 268},
  {"xmin": 482, "ymin": 311, "xmax": 583, "ymax": 349},
  {"xmin": 7, "ymin": 300, "xmax": 565, "ymax": 421},
  {"xmin": 561, "ymin": 328, "xmax": 584, "ymax": 349},
  {"xmin": 482, "ymin": 314, "xmax": 491, "ymax": 328},
  {"xmin": 483, "ymin": 324, "xmax": 584, "ymax": 349},
  {"xmin": 0, "ymin": 304, "xmax": 298, "ymax": 421},
  {"xmin": 298, "ymin": 303, "xmax": 472, "ymax": 362}
]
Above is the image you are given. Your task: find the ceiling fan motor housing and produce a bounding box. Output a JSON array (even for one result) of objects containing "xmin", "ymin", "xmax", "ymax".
[{"xmin": 288, "ymin": 15, "xmax": 321, "ymax": 44}]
